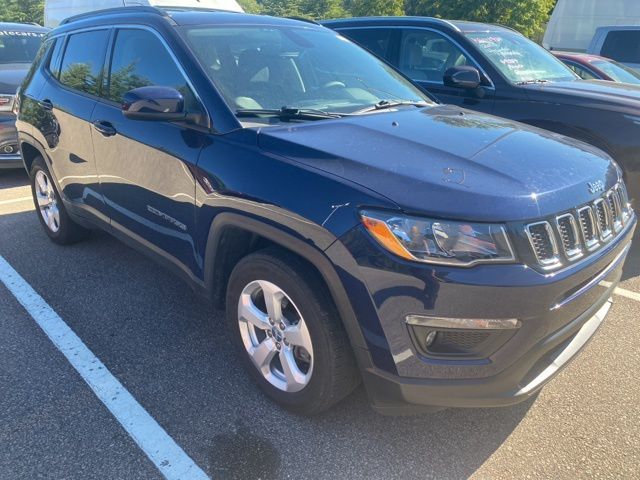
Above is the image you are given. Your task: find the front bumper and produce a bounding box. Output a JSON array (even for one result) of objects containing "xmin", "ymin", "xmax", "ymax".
[
  {"xmin": 363, "ymin": 294, "xmax": 612, "ymax": 414},
  {"xmin": 328, "ymin": 215, "xmax": 635, "ymax": 414},
  {"xmin": 0, "ymin": 114, "xmax": 22, "ymax": 169}
]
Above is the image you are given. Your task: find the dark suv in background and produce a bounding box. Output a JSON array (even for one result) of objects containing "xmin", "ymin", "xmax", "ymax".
[
  {"xmin": 17, "ymin": 7, "xmax": 636, "ymax": 415},
  {"xmin": 325, "ymin": 17, "xmax": 640, "ymax": 203},
  {"xmin": 0, "ymin": 22, "xmax": 47, "ymax": 169}
]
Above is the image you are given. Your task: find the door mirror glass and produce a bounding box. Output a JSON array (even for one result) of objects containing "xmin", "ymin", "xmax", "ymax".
[
  {"xmin": 443, "ymin": 66, "xmax": 481, "ymax": 89},
  {"xmin": 122, "ymin": 86, "xmax": 186, "ymax": 121}
]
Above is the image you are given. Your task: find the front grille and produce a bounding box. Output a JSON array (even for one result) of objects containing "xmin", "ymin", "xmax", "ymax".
[
  {"xmin": 525, "ymin": 184, "xmax": 633, "ymax": 271},
  {"xmin": 435, "ymin": 331, "xmax": 490, "ymax": 351},
  {"xmin": 594, "ymin": 198, "xmax": 612, "ymax": 239},
  {"xmin": 578, "ymin": 206, "xmax": 598, "ymax": 249},
  {"xmin": 556, "ymin": 214, "xmax": 582, "ymax": 259},
  {"xmin": 526, "ymin": 221, "xmax": 560, "ymax": 268}
]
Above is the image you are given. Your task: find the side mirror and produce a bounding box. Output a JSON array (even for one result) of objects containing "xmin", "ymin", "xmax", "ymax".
[
  {"xmin": 122, "ymin": 86, "xmax": 187, "ymax": 121},
  {"xmin": 443, "ymin": 66, "xmax": 482, "ymax": 89}
]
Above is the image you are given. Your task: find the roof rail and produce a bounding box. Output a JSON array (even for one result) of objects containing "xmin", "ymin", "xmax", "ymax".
[{"xmin": 60, "ymin": 6, "xmax": 169, "ymax": 25}]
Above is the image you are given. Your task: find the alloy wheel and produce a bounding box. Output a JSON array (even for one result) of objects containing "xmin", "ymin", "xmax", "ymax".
[
  {"xmin": 237, "ymin": 280, "xmax": 314, "ymax": 392},
  {"xmin": 34, "ymin": 170, "xmax": 60, "ymax": 233}
]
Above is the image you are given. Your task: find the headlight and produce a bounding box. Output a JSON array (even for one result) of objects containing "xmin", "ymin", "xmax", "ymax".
[{"xmin": 360, "ymin": 210, "xmax": 515, "ymax": 266}]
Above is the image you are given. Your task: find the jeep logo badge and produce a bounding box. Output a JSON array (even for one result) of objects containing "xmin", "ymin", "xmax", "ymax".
[{"xmin": 588, "ymin": 181, "xmax": 605, "ymax": 195}]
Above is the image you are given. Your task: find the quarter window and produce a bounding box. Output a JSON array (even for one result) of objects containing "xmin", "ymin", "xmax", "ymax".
[
  {"xmin": 107, "ymin": 29, "xmax": 200, "ymax": 112},
  {"xmin": 59, "ymin": 30, "xmax": 110, "ymax": 96},
  {"xmin": 400, "ymin": 30, "xmax": 471, "ymax": 83}
]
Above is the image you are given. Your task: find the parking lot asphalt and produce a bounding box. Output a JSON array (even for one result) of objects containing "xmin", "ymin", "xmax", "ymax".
[{"xmin": 1, "ymin": 169, "xmax": 639, "ymax": 480}]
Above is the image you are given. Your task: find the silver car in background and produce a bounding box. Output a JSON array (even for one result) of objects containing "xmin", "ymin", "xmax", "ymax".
[{"xmin": 0, "ymin": 23, "xmax": 48, "ymax": 170}]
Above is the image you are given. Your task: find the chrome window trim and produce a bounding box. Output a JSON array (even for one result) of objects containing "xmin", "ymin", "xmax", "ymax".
[{"xmin": 335, "ymin": 25, "xmax": 496, "ymax": 90}]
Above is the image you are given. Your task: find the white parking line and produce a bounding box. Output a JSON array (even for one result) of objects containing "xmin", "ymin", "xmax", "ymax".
[
  {"xmin": 600, "ymin": 281, "xmax": 640, "ymax": 303},
  {"xmin": 0, "ymin": 196, "xmax": 32, "ymax": 206},
  {"xmin": 0, "ymin": 255, "xmax": 210, "ymax": 480}
]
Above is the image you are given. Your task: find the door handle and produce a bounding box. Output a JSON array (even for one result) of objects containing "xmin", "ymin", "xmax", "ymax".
[
  {"xmin": 92, "ymin": 120, "xmax": 117, "ymax": 137},
  {"xmin": 38, "ymin": 99, "xmax": 53, "ymax": 111}
]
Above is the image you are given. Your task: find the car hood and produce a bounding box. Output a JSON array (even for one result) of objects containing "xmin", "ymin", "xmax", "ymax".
[
  {"xmin": 257, "ymin": 105, "xmax": 619, "ymax": 222},
  {"xmin": 521, "ymin": 79, "xmax": 640, "ymax": 113},
  {"xmin": 0, "ymin": 64, "xmax": 30, "ymax": 94}
]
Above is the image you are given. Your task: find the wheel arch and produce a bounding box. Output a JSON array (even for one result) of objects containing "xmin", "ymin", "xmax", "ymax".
[{"xmin": 203, "ymin": 212, "xmax": 369, "ymax": 353}]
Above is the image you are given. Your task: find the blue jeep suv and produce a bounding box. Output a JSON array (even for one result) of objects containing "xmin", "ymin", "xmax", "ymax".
[{"xmin": 16, "ymin": 7, "xmax": 636, "ymax": 415}]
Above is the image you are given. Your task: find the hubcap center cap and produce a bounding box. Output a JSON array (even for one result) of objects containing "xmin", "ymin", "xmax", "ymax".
[{"xmin": 272, "ymin": 328, "xmax": 284, "ymax": 343}]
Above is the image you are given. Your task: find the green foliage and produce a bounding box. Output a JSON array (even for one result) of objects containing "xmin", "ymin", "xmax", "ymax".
[
  {"xmin": 404, "ymin": 0, "xmax": 556, "ymax": 39},
  {"xmin": 237, "ymin": 0, "xmax": 262, "ymax": 14},
  {"xmin": 0, "ymin": 0, "xmax": 557, "ymax": 40},
  {"xmin": 0, "ymin": 0, "xmax": 44, "ymax": 25},
  {"xmin": 347, "ymin": 0, "xmax": 404, "ymax": 17}
]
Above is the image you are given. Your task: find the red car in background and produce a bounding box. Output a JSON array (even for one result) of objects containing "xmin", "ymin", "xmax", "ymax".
[{"xmin": 554, "ymin": 52, "xmax": 640, "ymax": 85}]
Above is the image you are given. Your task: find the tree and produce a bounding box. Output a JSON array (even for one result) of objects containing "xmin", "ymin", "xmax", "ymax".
[
  {"xmin": 347, "ymin": 0, "xmax": 404, "ymax": 17},
  {"xmin": 0, "ymin": 0, "xmax": 44, "ymax": 25},
  {"xmin": 299, "ymin": 0, "xmax": 347, "ymax": 19},
  {"xmin": 256, "ymin": 0, "xmax": 302, "ymax": 17},
  {"xmin": 237, "ymin": 0, "xmax": 262, "ymax": 14},
  {"xmin": 404, "ymin": 0, "xmax": 556, "ymax": 39}
]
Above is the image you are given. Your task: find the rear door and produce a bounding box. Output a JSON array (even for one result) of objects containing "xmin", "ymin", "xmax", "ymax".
[
  {"xmin": 90, "ymin": 27, "xmax": 208, "ymax": 275},
  {"xmin": 33, "ymin": 28, "xmax": 111, "ymax": 220}
]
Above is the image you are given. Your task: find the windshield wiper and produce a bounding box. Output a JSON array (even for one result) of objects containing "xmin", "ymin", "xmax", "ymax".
[
  {"xmin": 515, "ymin": 79, "xmax": 550, "ymax": 85},
  {"xmin": 236, "ymin": 107, "xmax": 344, "ymax": 121},
  {"xmin": 353, "ymin": 100, "xmax": 430, "ymax": 114}
]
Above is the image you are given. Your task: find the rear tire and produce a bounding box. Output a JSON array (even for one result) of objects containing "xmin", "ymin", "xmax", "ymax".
[
  {"xmin": 226, "ymin": 247, "xmax": 360, "ymax": 415},
  {"xmin": 29, "ymin": 156, "xmax": 89, "ymax": 245}
]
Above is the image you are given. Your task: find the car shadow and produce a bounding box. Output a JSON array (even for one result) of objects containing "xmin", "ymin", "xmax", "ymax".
[{"xmin": 0, "ymin": 168, "xmax": 29, "ymax": 188}]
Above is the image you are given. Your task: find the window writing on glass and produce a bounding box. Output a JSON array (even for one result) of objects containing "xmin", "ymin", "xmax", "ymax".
[{"xmin": 466, "ymin": 31, "xmax": 576, "ymax": 84}]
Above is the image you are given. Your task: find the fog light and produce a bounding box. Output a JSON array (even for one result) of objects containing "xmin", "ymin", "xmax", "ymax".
[
  {"xmin": 406, "ymin": 315, "xmax": 521, "ymax": 330},
  {"xmin": 424, "ymin": 330, "xmax": 437, "ymax": 347}
]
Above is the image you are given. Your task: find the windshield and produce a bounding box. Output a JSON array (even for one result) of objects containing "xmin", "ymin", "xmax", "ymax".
[
  {"xmin": 466, "ymin": 31, "xmax": 577, "ymax": 84},
  {"xmin": 0, "ymin": 30, "xmax": 46, "ymax": 64},
  {"xmin": 592, "ymin": 59, "xmax": 640, "ymax": 84},
  {"xmin": 182, "ymin": 25, "xmax": 432, "ymax": 121}
]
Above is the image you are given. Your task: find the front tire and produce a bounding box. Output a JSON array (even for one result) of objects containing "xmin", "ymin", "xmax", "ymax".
[
  {"xmin": 30, "ymin": 156, "xmax": 89, "ymax": 245},
  {"xmin": 226, "ymin": 248, "xmax": 360, "ymax": 415}
]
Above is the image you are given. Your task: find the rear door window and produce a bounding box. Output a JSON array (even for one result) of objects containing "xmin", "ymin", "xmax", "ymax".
[
  {"xmin": 339, "ymin": 28, "xmax": 394, "ymax": 61},
  {"xmin": 601, "ymin": 31, "xmax": 640, "ymax": 64},
  {"xmin": 59, "ymin": 30, "xmax": 110, "ymax": 96}
]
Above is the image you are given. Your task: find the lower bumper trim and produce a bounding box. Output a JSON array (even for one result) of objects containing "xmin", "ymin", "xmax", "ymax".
[{"xmin": 363, "ymin": 294, "xmax": 613, "ymax": 414}]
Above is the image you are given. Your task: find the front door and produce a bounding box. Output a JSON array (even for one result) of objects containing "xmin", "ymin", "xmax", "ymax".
[{"xmin": 91, "ymin": 27, "xmax": 208, "ymax": 275}]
